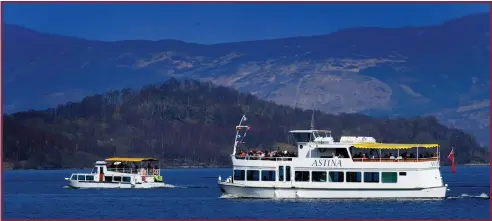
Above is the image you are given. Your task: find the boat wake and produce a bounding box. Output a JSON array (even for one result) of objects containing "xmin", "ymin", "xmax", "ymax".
[
  {"xmin": 220, "ymin": 193, "xmax": 239, "ymax": 199},
  {"xmin": 181, "ymin": 185, "xmax": 214, "ymax": 189},
  {"xmin": 447, "ymin": 193, "xmax": 489, "ymax": 199}
]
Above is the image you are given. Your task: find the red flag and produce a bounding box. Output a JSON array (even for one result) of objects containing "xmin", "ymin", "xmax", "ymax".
[{"xmin": 447, "ymin": 148, "xmax": 456, "ymax": 174}]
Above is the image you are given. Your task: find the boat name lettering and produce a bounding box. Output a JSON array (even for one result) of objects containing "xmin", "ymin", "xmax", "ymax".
[
  {"xmin": 311, "ymin": 159, "xmax": 342, "ymax": 167},
  {"xmin": 430, "ymin": 161, "xmax": 439, "ymax": 167}
]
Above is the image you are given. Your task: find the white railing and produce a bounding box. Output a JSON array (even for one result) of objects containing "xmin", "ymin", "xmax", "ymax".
[
  {"xmin": 106, "ymin": 167, "xmax": 137, "ymax": 174},
  {"xmin": 352, "ymin": 157, "xmax": 439, "ymax": 162},
  {"xmin": 106, "ymin": 167, "xmax": 160, "ymax": 176},
  {"xmin": 233, "ymin": 155, "xmax": 295, "ymax": 161}
]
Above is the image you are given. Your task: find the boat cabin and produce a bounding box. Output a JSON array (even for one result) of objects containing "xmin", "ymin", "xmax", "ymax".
[{"xmin": 68, "ymin": 157, "xmax": 162, "ymax": 183}]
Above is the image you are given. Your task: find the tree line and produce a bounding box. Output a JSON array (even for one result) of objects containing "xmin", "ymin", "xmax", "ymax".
[{"xmin": 3, "ymin": 78, "xmax": 489, "ymax": 169}]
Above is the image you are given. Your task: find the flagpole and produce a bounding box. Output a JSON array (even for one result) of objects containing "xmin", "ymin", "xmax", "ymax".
[{"xmin": 447, "ymin": 146, "xmax": 456, "ymax": 174}]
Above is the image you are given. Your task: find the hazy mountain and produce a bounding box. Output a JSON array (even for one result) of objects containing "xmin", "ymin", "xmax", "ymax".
[{"xmin": 3, "ymin": 12, "xmax": 489, "ymax": 145}]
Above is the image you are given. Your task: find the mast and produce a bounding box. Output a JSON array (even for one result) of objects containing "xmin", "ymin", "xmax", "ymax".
[{"xmin": 232, "ymin": 115, "xmax": 248, "ymax": 155}]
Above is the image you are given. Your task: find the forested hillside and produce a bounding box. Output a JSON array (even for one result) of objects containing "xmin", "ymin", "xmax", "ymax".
[{"xmin": 3, "ymin": 78, "xmax": 489, "ymax": 169}]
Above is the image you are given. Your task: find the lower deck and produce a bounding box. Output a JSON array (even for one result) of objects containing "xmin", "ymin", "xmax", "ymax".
[
  {"xmin": 69, "ymin": 173, "xmax": 134, "ymax": 183},
  {"xmin": 229, "ymin": 165, "xmax": 444, "ymax": 189}
]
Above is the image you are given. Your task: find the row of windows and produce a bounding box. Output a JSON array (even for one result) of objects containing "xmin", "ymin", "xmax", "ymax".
[
  {"xmin": 294, "ymin": 171, "xmax": 404, "ymax": 183},
  {"xmin": 71, "ymin": 174, "xmax": 95, "ymax": 181},
  {"xmin": 105, "ymin": 176, "xmax": 132, "ymax": 183},
  {"xmin": 71, "ymin": 174, "xmax": 131, "ymax": 183},
  {"xmin": 233, "ymin": 170, "xmax": 276, "ymax": 181},
  {"xmin": 233, "ymin": 169, "xmax": 406, "ymax": 183}
]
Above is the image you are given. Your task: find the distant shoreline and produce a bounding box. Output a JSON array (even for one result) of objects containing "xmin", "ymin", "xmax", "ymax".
[
  {"xmin": 462, "ymin": 163, "xmax": 490, "ymax": 166},
  {"xmin": 3, "ymin": 165, "xmax": 230, "ymax": 171}
]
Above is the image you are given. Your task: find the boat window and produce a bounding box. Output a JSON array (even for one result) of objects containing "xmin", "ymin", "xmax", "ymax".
[
  {"xmin": 312, "ymin": 171, "xmax": 327, "ymax": 182},
  {"xmin": 286, "ymin": 166, "xmax": 291, "ymax": 181},
  {"xmin": 329, "ymin": 171, "xmax": 344, "ymax": 182},
  {"xmin": 85, "ymin": 175, "xmax": 94, "ymax": 181},
  {"xmin": 233, "ymin": 170, "xmax": 245, "ymax": 181},
  {"xmin": 113, "ymin": 176, "xmax": 122, "ymax": 182},
  {"xmin": 104, "ymin": 176, "xmax": 113, "ymax": 182},
  {"xmin": 294, "ymin": 171, "xmax": 310, "ymax": 182},
  {"xmin": 261, "ymin": 170, "xmax": 276, "ymax": 181},
  {"xmin": 335, "ymin": 148, "xmax": 350, "ymax": 158},
  {"xmin": 77, "ymin": 175, "xmax": 86, "ymax": 181},
  {"xmin": 291, "ymin": 133, "xmax": 312, "ymax": 143},
  {"xmin": 91, "ymin": 167, "xmax": 98, "ymax": 173},
  {"xmin": 346, "ymin": 172, "xmax": 362, "ymax": 182},
  {"xmin": 363, "ymin": 172, "xmax": 380, "ymax": 183},
  {"xmin": 71, "ymin": 174, "xmax": 77, "ymax": 180},
  {"xmin": 246, "ymin": 170, "xmax": 260, "ymax": 181},
  {"xmin": 399, "ymin": 172, "xmax": 407, "ymax": 176},
  {"xmin": 278, "ymin": 166, "xmax": 284, "ymax": 181},
  {"xmin": 122, "ymin": 176, "xmax": 131, "ymax": 183},
  {"xmin": 382, "ymin": 172, "xmax": 398, "ymax": 183}
]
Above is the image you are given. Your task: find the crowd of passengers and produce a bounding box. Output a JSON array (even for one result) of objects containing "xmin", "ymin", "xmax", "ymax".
[
  {"xmin": 352, "ymin": 151, "xmax": 438, "ymax": 159},
  {"xmin": 237, "ymin": 149, "xmax": 297, "ymax": 159},
  {"xmin": 107, "ymin": 162, "xmax": 159, "ymax": 172}
]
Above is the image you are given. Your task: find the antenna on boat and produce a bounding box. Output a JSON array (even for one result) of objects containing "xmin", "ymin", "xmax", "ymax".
[
  {"xmin": 310, "ymin": 110, "xmax": 315, "ymax": 130},
  {"xmin": 233, "ymin": 115, "xmax": 249, "ymax": 155}
]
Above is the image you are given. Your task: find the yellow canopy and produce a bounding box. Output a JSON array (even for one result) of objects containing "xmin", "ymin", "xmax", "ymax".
[
  {"xmin": 353, "ymin": 142, "xmax": 439, "ymax": 149},
  {"xmin": 105, "ymin": 157, "xmax": 158, "ymax": 162}
]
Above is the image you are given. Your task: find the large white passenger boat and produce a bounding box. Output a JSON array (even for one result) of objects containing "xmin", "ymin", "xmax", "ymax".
[
  {"xmin": 65, "ymin": 157, "xmax": 176, "ymax": 189},
  {"xmin": 218, "ymin": 115, "xmax": 448, "ymax": 199}
]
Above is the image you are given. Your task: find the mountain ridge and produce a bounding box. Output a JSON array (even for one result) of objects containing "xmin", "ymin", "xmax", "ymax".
[
  {"xmin": 5, "ymin": 12, "xmax": 488, "ymax": 44},
  {"xmin": 3, "ymin": 12, "xmax": 490, "ymax": 146}
]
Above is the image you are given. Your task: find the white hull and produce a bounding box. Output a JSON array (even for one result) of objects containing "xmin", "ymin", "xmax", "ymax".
[
  {"xmin": 68, "ymin": 181, "xmax": 176, "ymax": 189},
  {"xmin": 218, "ymin": 182, "xmax": 447, "ymax": 199}
]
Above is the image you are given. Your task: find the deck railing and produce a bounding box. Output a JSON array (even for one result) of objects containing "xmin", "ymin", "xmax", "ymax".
[
  {"xmin": 233, "ymin": 155, "xmax": 438, "ymax": 163},
  {"xmin": 233, "ymin": 155, "xmax": 295, "ymax": 161},
  {"xmin": 352, "ymin": 157, "xmax": 438, "ymax": 162},
  {"xmin": 106, "ymin": 167, "xmax": 160, "ymax": 176},
  {"xmin": 106, "ymin": 167, "xmax": 137, "ymax": 174}
]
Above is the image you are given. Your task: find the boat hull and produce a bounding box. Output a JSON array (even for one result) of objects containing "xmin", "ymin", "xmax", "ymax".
[
  {"xmin": 68, "ymin": 180, "xmax": 176, "ymax": 189},
  {"xmin": 218, "ymin": 182, "xmax": 447, "ymax": 199}
]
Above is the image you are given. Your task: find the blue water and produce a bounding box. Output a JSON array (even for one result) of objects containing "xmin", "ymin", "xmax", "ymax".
[{"xmin": 4, "ymin": 166, "xmax": 490, "ymax": 219}]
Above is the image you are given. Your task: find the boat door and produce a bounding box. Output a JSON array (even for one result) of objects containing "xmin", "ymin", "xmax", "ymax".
[
  {"xmin": 277, "ymin": 165, "xmax": 295, "ymax": 198},
  {"xmin": 278, "ymin": 165, "xmax": 292, "ymax": 184}
]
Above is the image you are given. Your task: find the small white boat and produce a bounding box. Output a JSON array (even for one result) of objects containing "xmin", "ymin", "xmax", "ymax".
[
  {"xmin": 218, "ymin": 114, "xmax": 448, "ymax": 199},
  {"xmin": 65, "ymin": 157, "xmax": 176, "ymax": 189}
]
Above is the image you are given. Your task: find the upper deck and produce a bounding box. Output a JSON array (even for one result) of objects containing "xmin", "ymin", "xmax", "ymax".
[
  {"xmin": 94, "ymin": 157, "xmax": 161, "ymax": 175},
  {"xmin": 231, "ymin": 115, "xmax": 441, "ymax": 168}
]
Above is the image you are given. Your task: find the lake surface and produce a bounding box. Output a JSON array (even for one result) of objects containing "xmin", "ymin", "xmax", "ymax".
[{"xmin": 3, "ymin": 166, "xmax": 490, "ymax": 219}]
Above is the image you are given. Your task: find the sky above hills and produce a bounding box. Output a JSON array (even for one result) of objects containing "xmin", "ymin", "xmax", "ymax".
[{"xmin": 3, "ymin": 3, "xmax": 489, "ymax": 44}]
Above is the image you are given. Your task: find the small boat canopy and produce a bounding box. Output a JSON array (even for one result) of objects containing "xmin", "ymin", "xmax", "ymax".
[
  {"xmin": 105, "ymin": 157, "xmax": 159, "ymax": 162},
  {"xmin": 353, "ymin": 142, "xmax": 439, "ymax": 149}
]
